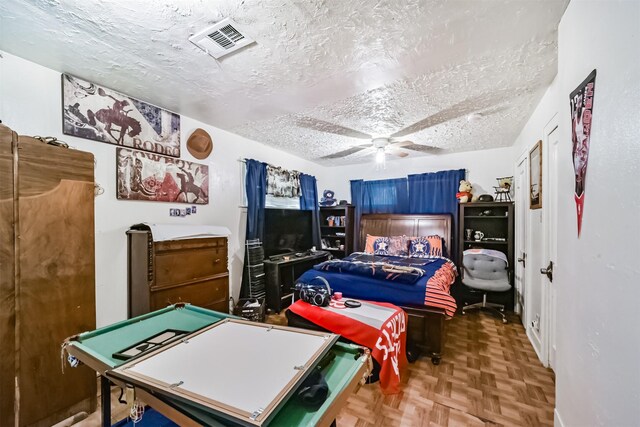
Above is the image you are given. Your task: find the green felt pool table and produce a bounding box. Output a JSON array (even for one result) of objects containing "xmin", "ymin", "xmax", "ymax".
[{"xmin": 63, "ymin": 304, "xmax": 370, "ymax": 426}]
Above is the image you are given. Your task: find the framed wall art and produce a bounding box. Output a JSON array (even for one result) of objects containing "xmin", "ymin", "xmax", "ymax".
[
  {"xmin": 116, "ymin": 148, "xmax": 208, "ymax": 204},
  {"xmin": 529, "ymin": 140, "xmax": 542, "ymax": 209},
  {"xmin": 62, "ymin": 74, "xmax": 181, "ymax": 157}
]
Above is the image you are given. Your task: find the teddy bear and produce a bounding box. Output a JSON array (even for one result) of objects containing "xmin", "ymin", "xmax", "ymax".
[
  {"xmin": 456, "ymin": 180, "xmax": 473, "ymax": 203},
  {"xmin": 320, "ymin": 189, "xmax": 337, "ymax": 207}
]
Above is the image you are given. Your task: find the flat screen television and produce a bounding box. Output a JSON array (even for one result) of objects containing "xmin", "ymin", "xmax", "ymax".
[{"xmin": 263, "ymin": 209, "xmax": 313, "ymax": 259}]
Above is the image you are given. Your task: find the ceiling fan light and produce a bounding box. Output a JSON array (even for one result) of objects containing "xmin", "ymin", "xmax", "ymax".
[{"xmin": 375, "ymin": 147, "xmax": 385, "ymax": 164}]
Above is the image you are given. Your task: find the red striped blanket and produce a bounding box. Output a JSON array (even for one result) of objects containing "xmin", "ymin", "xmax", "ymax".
[
  {"xmin": 288, "ymin": 299, "xmax": 408, "ymax": 394},
  {"xmin": 424, "ymin": 258, "xmax": 457, "ymax": 317}
]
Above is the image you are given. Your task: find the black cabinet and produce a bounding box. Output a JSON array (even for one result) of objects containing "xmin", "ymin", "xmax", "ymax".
[
  {"xmin": 264, "ymin": 251, "xmax": 330, "ymax": 312},
  {"xmin": 457, "ymin": 202, "xmax": 515, "ymax": 309},
  {"xmin": 320, "ymin": 205, "xmax": 355, "ymax": 259}
]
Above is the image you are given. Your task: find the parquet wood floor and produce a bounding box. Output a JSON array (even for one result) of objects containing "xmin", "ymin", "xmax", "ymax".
[{"xmin": 267, "ymin": 310, "xmax": 555, "ymax": 427}]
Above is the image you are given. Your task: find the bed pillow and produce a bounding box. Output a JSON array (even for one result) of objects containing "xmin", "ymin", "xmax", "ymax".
[
  {"xmin": 388, "ymin": 235, "xmax": 409, "ymax": 256},
  {"xmin": 365, "ymin": 234, "xmax": 408, "ymax": 256},
  {"xmin": 364, "ymin": 234, "xmax": 382, "ymax": 254},
  {"xmin": 372, "ymin": 237, "xmax": 391, "ymax": 256},
  {"xmin": 408, "ymin": 235, "xmax": 444, "ymax": 257}
]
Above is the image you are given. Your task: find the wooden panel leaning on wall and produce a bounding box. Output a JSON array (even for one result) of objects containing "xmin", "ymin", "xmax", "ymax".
[{"xmin": 0, "ymin": 124, "xmax": 97, "ymax": 426}]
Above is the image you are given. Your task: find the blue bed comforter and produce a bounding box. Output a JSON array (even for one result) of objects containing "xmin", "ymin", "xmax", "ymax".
[
  {"xmin": 313, "ymin": 253, "xmax": 438, "ymax": 284},
  {"xmin": 296, "ymin": 252, "xmax": 453, "ymax": 308}
]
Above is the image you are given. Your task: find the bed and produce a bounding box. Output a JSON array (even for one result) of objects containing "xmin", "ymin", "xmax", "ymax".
[{"xmin": 294, "ymin": 214, "xmax": 457, "ymax": 365}]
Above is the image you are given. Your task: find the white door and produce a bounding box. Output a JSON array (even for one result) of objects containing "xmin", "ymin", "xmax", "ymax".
[
  {"xmin": 514, "ymin": 157, "xmax": 528, "ymax": 327},
  {"xmin": 522, "ymin": 147, "xmax": 548, "ymax": 366},
  {"xmin": 543, "ymin": 122, "xmax": 560, "ymax": 371}
]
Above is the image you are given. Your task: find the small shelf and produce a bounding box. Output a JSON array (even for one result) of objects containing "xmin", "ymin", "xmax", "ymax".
[
  {"xmin": 464, "ymin": 240, "xmax": 508, "ymax": 245},
  {"xmin": 320, "ymin": 205, "xmax": 354, "ymax": 259},
  {"xmin": 465, "ymin": 216, "xmax": 509, "ymax": 219}
]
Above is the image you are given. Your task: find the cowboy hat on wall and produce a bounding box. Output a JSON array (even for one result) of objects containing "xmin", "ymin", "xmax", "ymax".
[{"xmin": 187, "ymin": 128, "xmax": 213, "ymax": 160}]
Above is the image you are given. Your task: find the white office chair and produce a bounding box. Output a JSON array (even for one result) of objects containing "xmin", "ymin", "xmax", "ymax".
[{"xmin": 461, "ymin": 249, "xmax": 511, "ymax": 323}]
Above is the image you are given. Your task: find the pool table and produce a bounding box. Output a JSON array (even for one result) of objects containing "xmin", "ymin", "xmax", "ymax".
[{"xmin": 63, "ymin": 304, "xmax": 370, "ymax": 426}]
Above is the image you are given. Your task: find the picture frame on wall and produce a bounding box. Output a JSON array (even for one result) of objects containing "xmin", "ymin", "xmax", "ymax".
[
  {"xmin": 116, "ymin": 148, "xmax": 208, "ymax": 204},
  {"xmin": 529, "ymin": 140, "xmax": 542, "ymax": 209},
  {"xmin": 62, "ymin": 74, "xmax": 181, "ymax": 157}
]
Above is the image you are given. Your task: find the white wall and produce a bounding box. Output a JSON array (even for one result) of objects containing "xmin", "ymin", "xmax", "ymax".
[
  {"xmin": 512, "ymin": 1, "xmax": 640, "ymax": 425},
  {"xmin": 554, "ymin": 1, "xmax": 640, "ymax": 425},
  {"xmin": 0, "ymin": 52, "xmax": 325, "ymax": 327},
  {"xmin": 513, "ymin": 79, "xmax": 559, "ymax": 161},
  {"xmin": 321, "ymin": 146, "xmax": 514, "ymax": 202}
]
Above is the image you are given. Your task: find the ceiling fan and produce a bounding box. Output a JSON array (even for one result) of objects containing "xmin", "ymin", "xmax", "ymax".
[
  {"xmin": 293, "ymin": 116, "xmax": 443, "ymax": 162},
  {"xmin": 322, "ymin": 137, "xmax": 440, "ymax": 162},
  {"xmin": 296, "ymin": 90, "xmax": 511, "ymax": 162}
]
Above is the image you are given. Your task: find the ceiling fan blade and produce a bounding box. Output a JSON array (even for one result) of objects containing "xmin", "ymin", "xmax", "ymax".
[
  {"xmin": 480, "ymin": 105, "xmax": 509, "ymax": 116},
  {"xmin": 394, "ymin": 142, "xmax": 443, "ymax": 154},
  {"xmin": 390, "ymin": 140, "xmax": 415, "ymax": 147},
  {"xmin": 352, "ymin": 147, "xmax": 377, "ymax": 158},
  {"xmin": 391, "ymin": 150, "xmax": 409, "ymax": 158},
  {"xmin": 386, "ymin": 145, "xmax": 410, "ymax": 158},
  {"xmin": 390, "ymin": 89, "xmax": 512, "ymax": 138},
  {"xmin": 295, "ymin": 116, "xmax": 372, "ymax": 139},
  {"xmin": 320, "ymin": 144, "xmax": 370, "ymax": 159}
]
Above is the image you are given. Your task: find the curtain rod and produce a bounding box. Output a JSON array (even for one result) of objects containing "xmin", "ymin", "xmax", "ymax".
[
  {"xmin": 238, "ymin": 159, "xmax": 466, "ymax": 182},
  {"xmin": 238, "ymin": 158, "xmax": 305, "ymax": 175}
]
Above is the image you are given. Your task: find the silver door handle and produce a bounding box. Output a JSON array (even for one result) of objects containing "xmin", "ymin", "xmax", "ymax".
[{"xmin": 540, "ymin": 261, "xmax": 553, "ymax": 282}]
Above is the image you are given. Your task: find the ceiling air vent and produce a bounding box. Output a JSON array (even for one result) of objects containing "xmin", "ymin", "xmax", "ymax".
[{"xmin": 189, "ymin": 18, "xmax": 255, "ymax": 59}]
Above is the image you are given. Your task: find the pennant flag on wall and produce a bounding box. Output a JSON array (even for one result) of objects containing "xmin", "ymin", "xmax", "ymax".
[{"xmin": 569, "ymin": 69, "xmax": 596, "ymax": 238}]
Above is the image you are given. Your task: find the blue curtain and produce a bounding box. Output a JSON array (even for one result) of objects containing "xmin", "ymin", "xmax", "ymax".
[
  {"xmin": 350, "ymin": 178, "xmax": 409, "ymax": 250},
  {"xmin": 242, "ymin": 159, "xmax": 266, "ymax": 298},
  {"xmin": 408, "ymin": 169, "xmax": 465, "ymax": 259},
  {"xmin": 245, "ymin": 159, "xmax": 267, "ymax": 241},
  {"xmin": 299, "ymin": 173, "xmax": 321, "ymax": 248}
]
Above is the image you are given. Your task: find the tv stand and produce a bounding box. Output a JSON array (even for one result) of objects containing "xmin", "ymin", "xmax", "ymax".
[{"xmin": 264, "ymin": 250, "xmax": 330, "ymax": 312}]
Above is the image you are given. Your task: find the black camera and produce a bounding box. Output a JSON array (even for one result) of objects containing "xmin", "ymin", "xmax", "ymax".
[{"xmin": 295, "ymin": 276, "xmax": 332, "ymax": 307}]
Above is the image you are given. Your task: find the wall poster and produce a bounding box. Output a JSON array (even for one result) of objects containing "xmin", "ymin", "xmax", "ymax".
[
  {"xmin": 116, "ymin": 148, "xmax": 208, "ymax": 204},
  {"xmin": 62, "ymin": 74, "xmax": 181, "ymax": 157},
  {"xmin": 570, "ymin": 69, "xmax": 596, "ymax": 237}
]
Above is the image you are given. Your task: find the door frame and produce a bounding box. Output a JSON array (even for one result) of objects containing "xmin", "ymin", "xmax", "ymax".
[
  {"xmin": 542, "ymin": 113, "xmax": 559, "ymax": 370},
  {"xmin": 516, "ymin": 112, "xmax": 559, "ymax": 368},
  {"xmin": 514, "ymin": 153, "xmax": 529, "ymax": 326}
]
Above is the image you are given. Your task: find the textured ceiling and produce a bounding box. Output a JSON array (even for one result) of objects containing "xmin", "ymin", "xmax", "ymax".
[{"xmin": 0, "ymin": 0, "xmax": 568, "ymax": 165}]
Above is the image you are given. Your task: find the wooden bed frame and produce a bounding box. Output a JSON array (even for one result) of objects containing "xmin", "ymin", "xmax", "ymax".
[{"xmin": 359, "ymin": 214, "xmax": 453, "ymax": 365}]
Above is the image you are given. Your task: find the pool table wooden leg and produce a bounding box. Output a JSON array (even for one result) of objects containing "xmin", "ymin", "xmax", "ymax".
[{"xmin": 101, "ymin": 376, "xmax": 111, "ymax": 427}]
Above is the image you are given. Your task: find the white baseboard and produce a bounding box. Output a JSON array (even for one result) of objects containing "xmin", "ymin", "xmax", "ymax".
[
  {"xmin": 554, "ymin": 408, "xmax": 564, "ymax": 427},
  {"xmin": 526, "ymin": 326, "xmax": 547, "ymax": 367}
]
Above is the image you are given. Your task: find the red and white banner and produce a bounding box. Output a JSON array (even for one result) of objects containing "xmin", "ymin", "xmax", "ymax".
[
  {"xmin": 288, "ymin": 299, "xmax": 408, "ymax": 394},
  {"xmin": 570, "ymin": 69, "xmax": 597, "ymax": 237}
]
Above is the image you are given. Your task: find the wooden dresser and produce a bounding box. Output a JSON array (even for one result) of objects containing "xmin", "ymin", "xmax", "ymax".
[{"xmin": 127, "ymin": 225, "xmax": 229, "ymax": 317}]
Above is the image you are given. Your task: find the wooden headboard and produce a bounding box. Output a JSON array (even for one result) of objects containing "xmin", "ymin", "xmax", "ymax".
[{"xmin": 359, "ymin": 214, "xmax": 452, "ymax": 253}]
